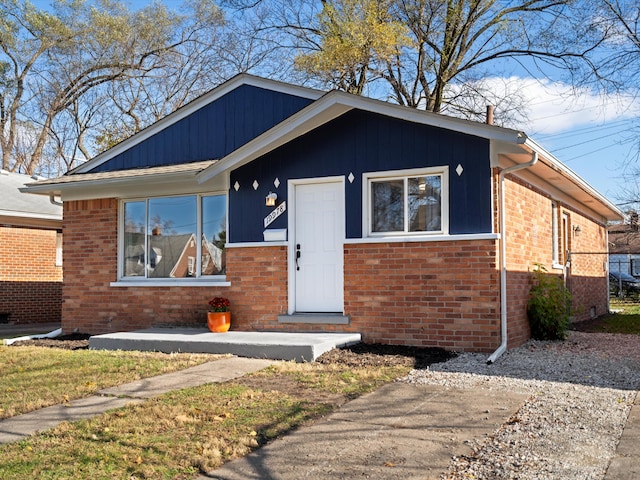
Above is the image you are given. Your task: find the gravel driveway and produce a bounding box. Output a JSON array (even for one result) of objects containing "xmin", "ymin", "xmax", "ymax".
[{"xmin": 401, "ymin": 331, "xmax": 640, "ymax": 479}]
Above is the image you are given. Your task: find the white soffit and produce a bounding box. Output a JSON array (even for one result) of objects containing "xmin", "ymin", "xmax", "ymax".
[{"xmin": 497, "ymin": 142, "xmax": 622, "ymax": 222}]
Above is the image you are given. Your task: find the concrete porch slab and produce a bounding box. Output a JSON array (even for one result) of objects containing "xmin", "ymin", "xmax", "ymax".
[{"xmin": 89, "ymin": 328, "xmax": 362, "ymax": 362}]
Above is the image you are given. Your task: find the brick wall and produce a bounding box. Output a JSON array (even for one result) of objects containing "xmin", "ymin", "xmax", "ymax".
[
  {"xmin": 343, "ymin": 240, "xmax": 500, "ymax": 351},
  {"xmin": 0, "ymin": 225, "xmax": 62, "ymax": 324},
  {"xmin": 501, "ymin": 173, "xmax": 609, "ymax": 346},
  {"xmin": 61, "ymin": 199, "xmax": 291, "ymax": 334},
  {"xmin": 63, "ymin": 183, "xmax": 608, "ymax": 348}
]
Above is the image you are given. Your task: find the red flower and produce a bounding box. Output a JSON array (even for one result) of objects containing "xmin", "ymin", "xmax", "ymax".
[{"xmin": 208, "ymin": 297, "xmax": 230, "ymax": 312}]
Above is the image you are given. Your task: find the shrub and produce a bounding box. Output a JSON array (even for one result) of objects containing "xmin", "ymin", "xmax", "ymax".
[{"xmin": 527, "ymin": 263, "xmax": 571, "ymax": 340}]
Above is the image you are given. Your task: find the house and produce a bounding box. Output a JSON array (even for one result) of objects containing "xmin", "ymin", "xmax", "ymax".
[
  {"xmin": 609, "ymin": 217, "xmax": 640, "ymax": 276},
  {"xmin": 24, "ymin": 74, "xmax": 622, "ymax": 355},
  {"xmin": 0, "ymin": 170, "xmax": 62, "ymax": 325}
]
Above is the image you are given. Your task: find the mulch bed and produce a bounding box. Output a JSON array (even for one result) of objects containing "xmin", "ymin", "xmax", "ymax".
[{"xmin": 9, "ymin": 334, "xmax": 455, "ymax": 367}]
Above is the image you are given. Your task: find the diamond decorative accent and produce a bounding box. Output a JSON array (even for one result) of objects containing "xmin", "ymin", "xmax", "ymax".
[
  {"xmin": 274, "ymin": 177, "xmax": 280, "ymax": 188},
  {"xmin": 253, "ymin": 180, "xmax": 259, "ymax": 190},
  {"xmin": 456, "ymin": 164, "xmax": 464, "ymax": 176},
  {"xmin": 234, "ymin": 181, "xmax": 240, "ymax": 192},
  {"xmin": 348, "ymin": 172, "xmax": 355, "ymax": 183}
]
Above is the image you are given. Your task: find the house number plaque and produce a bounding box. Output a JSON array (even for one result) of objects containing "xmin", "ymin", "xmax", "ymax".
[{"xmin": 264, "ymin": 201, "xmax": 286, "ymax": 228}]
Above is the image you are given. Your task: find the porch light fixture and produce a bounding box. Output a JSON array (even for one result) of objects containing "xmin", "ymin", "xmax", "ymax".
[
  {"xmin": 265, "ymin": 192, "xmax": 278, "ymax": 207},
  {"xmin": 573, "ymin": 225, "xmax": 582, "ymax": 236}
]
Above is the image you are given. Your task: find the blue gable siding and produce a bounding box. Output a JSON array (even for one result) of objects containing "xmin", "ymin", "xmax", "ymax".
[
  {"xmin": 89, "ymin": 85, "xmax": 314, "ymax": 173},
  {"xmin": 229, "ymin": 109, "xmax": 492, "ymax": 242}
]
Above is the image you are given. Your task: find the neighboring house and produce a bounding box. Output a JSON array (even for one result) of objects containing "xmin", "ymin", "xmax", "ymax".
[
  {"xmin": 608, "ymin": 219, "xmax": 640, "ymax": 276},
  {"xmin": 0, "ymin": 170, "xmax": 62, "ymax": 325},
  {"xmin": 25, "ymin": 74, "xmax": 622, "ymax": 354}
]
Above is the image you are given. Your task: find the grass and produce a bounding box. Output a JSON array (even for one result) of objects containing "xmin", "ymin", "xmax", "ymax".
[
  {"xmin": 0, "ymin": 347, "xmax": 410, "ymax": 479},
  {"xmin": 594, "ymin": 300, "xmax": 640, "ymax": 335},
  {"xmin": 0, "ymin": 345, "xmax": 218, "ymax": 419}
]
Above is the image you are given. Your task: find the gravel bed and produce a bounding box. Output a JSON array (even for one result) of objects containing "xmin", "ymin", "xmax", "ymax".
[{"xmin": 400, "ymin": 331, "xmax": 640, "ymax": 480}]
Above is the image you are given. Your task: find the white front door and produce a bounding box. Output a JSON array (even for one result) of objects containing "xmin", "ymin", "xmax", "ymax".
[{"xmin": 293, "ymin": 181, "xmax": 344, "ymax": 312}]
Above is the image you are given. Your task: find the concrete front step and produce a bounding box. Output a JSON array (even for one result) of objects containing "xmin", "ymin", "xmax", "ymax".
[{"xmin": 89, "ymin": 329, "xmax": 362, "ymax": 362}]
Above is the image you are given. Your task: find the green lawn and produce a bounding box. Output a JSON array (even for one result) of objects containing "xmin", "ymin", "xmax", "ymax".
[
  {"xmin": 0, "ymin": 346, "xmax": 217, "ymax": 419},
  {"xmin": 601, "ymin": 300, "xmax": 640, "ymax": 334},
  {"xmin": 0, "ymin": 346, "xmax": 409, "ymax": 479}
]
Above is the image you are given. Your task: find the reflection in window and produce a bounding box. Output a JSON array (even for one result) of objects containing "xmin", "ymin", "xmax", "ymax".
[
  {"xmin": 122, "ymin": 194, "xmax": 226, "ymax": 279},
  {"xmin": 372, "ymin": 180, "xmax": 403, "ymax": 232},
  {"xmin": 202, "ymin": 195, "xmax": 226, "ymax": 275},
  {"xmin": 370, "ymin": 173, "xmax": 443, "ymax": 234}
]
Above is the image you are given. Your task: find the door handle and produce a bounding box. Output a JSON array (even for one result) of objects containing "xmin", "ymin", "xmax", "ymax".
[{"xmin": 296, "ymin": 244, "xmax": 301, "ymax": 270}]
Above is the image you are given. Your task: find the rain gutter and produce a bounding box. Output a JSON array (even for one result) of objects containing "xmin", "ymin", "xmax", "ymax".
[{"xmin": 487, "ymin": 151, "xmax": 538, "ymax": 364}]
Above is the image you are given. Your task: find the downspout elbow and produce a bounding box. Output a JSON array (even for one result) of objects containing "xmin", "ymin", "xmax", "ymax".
[
  {"xmin": 487, "ymin": 152, "xmax": 538, "ymax": 364},
  {"xmin": 50, "ymin": 194, "xmax": 63, "ymax": 206}
]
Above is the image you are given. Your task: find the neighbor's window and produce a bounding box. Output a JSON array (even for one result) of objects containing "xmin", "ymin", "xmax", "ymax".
[
  {"xmin": 368, "ymin": 169, "xmax": 446, "ymax": 235},
  {"xmin": 122, "ymin": 194, "xmax": 226, "ymax": 279}
]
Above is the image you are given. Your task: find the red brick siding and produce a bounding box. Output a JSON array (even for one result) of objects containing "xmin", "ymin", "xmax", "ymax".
[
  {"xmin": 0, "ymin": 225, "xmax": 62, "ymax": 324},
  {"xmin": 501, "ymin": 173, "xmax": 609, "ymax": 346},
  {"xmin": 62, "ymin": 199, "xmax": 291, "ymax": 334},
  {"xmin": 343, "ymin": 240, "xmax": 500, "ymax": 351}
]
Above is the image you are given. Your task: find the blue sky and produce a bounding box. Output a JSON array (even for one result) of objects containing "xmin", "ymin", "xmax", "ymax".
[
  {"xmin": 514, "ymin": 78, "xmax": 638, "ymax": 206},
  {"xmin": 33, "ymin": 0, "xmax": 638, "ymax": 206}
]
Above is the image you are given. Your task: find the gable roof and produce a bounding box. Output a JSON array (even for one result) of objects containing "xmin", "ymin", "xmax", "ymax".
[
  {"xmin": 0, "ymin": 170, "xmax": 62, "ymax": 229},
  {"xmin": 23, "ymin": 74, "xmax": 622, "ymax": 222},
  {"xmin": 192, "ymin": 88, "xmax": 621, "ymax": 222}
]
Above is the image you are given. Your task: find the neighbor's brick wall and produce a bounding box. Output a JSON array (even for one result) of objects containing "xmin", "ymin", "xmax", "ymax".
[
  {"xmin": 501, "ymin": 173, "xmax": 609, "ymax": 344},
  {"xmin": 0, "ymin": 225, "xmax": 62, "ymax": 324}
]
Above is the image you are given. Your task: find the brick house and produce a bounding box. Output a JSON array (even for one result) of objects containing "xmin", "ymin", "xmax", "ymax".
[
  {"xmin": 25, "ymin": 75, "xmax": 622, "ymax": 356},
  {"xmin": 0, "ymin": 170, "xmax": 63, "ymax": 325}
]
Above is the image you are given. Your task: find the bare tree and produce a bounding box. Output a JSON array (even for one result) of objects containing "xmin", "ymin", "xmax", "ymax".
[
  {"xmin": 226, "ymin": 0, "xmax": 611, "ymax": 125},
  {"xmin": 0, "ymin": 0, "xmax": 248, "ymax": 174}
]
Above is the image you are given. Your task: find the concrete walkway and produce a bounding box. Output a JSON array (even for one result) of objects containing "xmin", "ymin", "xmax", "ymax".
[
  {"xmin": 604, "ymin": 391, "xmax": 640, "ymax": 480},
  {"xmin": 89, "ymin": 328, "xmax": 362, "ymax": 362},
  {"xmin": 203, "ymin": 383, "xmax": 529, "ymax": 480},
  {"xmin": 0, "ymin": 357, "xmax": 273, "ymax": 444}
]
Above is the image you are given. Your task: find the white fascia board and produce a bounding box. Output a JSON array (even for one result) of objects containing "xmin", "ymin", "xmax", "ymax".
[
  {"xmin": 522, "ymin": 138, "xmax": 623, "ymax": 221},
  {"xmin": 72, "ymin": 74, "xmax": 324, "ymax": 174},
  {"xmin": 197, "ymin": 90, "xmax": 526, "ymax": 183},
  {"xmin": 0, "ymin": 210, "xmax": 61, "ymax": 221},
  {"xmin": 26, "ymin": 172, "xmax": 229, "ymax": 202}
]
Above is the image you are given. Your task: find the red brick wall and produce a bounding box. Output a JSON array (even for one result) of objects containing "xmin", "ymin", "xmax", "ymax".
[
  {"xmin": 342, "ymin": 240, "xmax": 500, "ymax": 351},
  {"xmin": 0, "ymin": 225, "xmax": 62, "ymax": 324},
  {"xmin": 61, "ymin": 199, "xmax": 291, "ymax": 334},
  {"xmin": 63, "ymin": 183, "xmax": 608, "ymax": 350},
  {"xmin": 501, "ymin": 173, "xmax": 609, "ymax": 346}
]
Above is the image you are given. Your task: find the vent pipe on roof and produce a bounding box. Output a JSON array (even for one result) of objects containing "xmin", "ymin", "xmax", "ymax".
[{"xmin": 486, "ymin": 105, "xmax": 494, "ymax": 125}]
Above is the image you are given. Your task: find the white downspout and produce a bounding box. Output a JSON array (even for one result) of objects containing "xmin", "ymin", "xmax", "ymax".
[
  {"xmin": 487, "ymin": 152, "xmax": 538, "ymax": 364},
  {"xmin": 49, "ymin": 194, "xmax": 63, "ymax": 206}
]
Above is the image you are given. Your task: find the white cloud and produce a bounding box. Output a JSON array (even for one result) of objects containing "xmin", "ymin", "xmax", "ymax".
[{"xmin": 498, "ymin": 77, "xmax": 638, "ymax": 135}]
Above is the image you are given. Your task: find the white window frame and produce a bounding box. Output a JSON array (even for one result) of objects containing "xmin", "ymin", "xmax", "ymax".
[
  {"xmin": 363, "ymin": 166, "xmax": 449, "ymax": 238},
  {"xmin": 114, "ymin": 192, "xmax": 228, "ymax": 285}
]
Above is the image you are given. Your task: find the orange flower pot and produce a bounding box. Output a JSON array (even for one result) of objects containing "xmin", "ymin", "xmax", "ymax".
[{"xmin": 207, "ymin": 311, "xmax": 231, "ymax": 333}]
